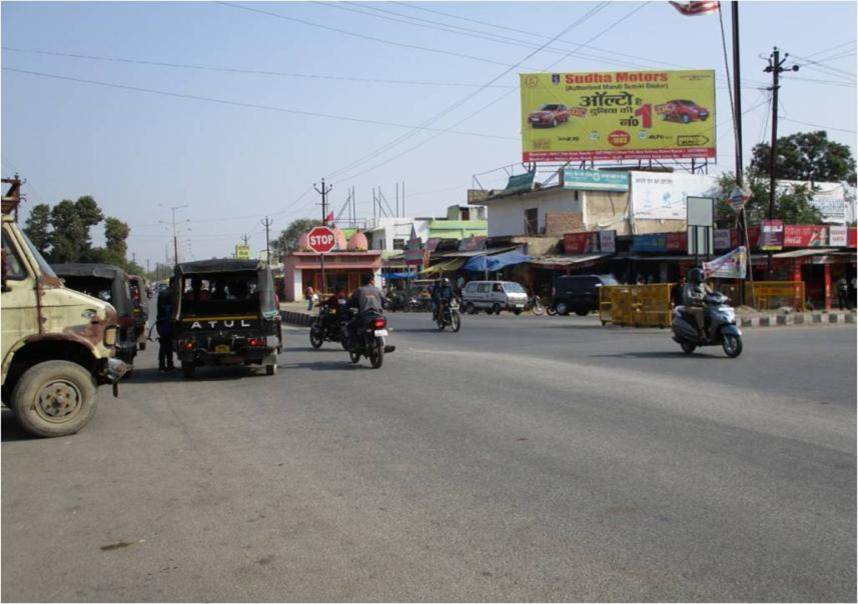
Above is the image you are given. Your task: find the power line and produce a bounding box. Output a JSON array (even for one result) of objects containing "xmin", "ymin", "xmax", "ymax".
[
  {"xmin": 2, "ymin": 67, "xmax": 518, "ymax": 141},
  {"xmin": 1, "ymin": 47, "xmax": 516, "ymax": 89},
  {"xmin": 324, "ymin": 2, "xmax": 612, "ymax": 182},
  {"xmin": 780, "ymin": 117, "xmax": 857, "ymax": 134}
]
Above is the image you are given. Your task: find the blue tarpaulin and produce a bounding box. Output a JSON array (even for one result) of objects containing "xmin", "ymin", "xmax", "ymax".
[{"xmin": 464, "ymin": 250, "xmax": 532, "ymax": 272}]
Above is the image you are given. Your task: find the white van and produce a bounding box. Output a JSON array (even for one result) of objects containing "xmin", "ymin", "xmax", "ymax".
[{"xmin": 461, "ymin": 280, "xmax": 528, "ymax": 315}]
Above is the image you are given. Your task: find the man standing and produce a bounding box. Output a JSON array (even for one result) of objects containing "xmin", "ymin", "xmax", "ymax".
[
  {"xmin": 155, "ymin": 287, "xmax": 175, "ymax": 372},
  {"xmin": 837, "ymin": 275, "xmax": 850, "ymax": 310}
]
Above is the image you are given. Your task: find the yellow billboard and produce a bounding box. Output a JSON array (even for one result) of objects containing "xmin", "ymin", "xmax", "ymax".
[
  {"xmin": 235, "ymin": 244, "xmax": 251, "ymax": 260},
  {"xmin": 520, "ymin": 70, "xmax": 716, "ymax": 162}
]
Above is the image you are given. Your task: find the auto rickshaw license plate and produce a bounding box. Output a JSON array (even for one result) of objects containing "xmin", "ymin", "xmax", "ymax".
[{"xmin": 215, "ymin": 344, "xmax": 231, "ymax": 354}]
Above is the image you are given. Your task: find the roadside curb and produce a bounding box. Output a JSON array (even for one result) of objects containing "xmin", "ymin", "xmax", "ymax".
[{"xmin": 739, "ymin": 310, "xmax": 856, "ymax": 328}]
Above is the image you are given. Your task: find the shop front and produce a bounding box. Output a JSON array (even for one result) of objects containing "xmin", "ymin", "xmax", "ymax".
[{"xmin": 281, "ymin": 250, "xmax": 383, "ymax": 301}]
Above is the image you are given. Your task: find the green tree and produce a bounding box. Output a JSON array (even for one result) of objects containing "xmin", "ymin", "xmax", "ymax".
[
  {"xmin": 104, "ymin": 217, "xmax": 130, "ymax": 259},
  {"xmin": 48, "ymin": 196, "xmax": 104, "ymax": 263},
  {"xmin": 23, "ymin": 203, "xmax": 51, "ymax": 254},
  {"xmin": 715, "ymin": 172, "xmax": 823, "ymax": 227},
  {"xmin": 749, "ymin": 130, "xmax": 857, "ymax": 184},
  {"xmin": 271, "ymin": 218, "xmax": 322, "ymax": 258}
]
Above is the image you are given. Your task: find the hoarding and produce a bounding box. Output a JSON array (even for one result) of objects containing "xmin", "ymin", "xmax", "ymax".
[
  {"xmin": 629, "ymin": 171, "xmax": 719, "ymax": 220},
  {"xmin": 828, "ymin": 225, "xmax": 847, "ymax": 247},
  {"xmin": 520, "ymin": 70, "xmax": 716, "ymax": 162},
  {"xmin": 561, "ymin": 168, "xmax": 629, "ymax": 192},
  {"xmin": 563, "ymin": 231, "xmax": 599, "ymax": 254},
  {"xmin": 599, "ymin": 230, "xmax": 616, "ymax": 253},
  {"xmin": 783, "ymin": 225, "xmax": 827, "ymax": 247},
  {"xmin": 760, "ymin": 219, "xmax": 784, "ymax": 251},
  {"xmin": 235, "ymin": 244, "xmax": 251, "ymax": 259},
  {"xmin": 631, "ymin": 232, "xmax": 687, "ymax": 253}
]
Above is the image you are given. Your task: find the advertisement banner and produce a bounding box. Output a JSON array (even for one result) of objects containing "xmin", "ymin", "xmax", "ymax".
[
  {"xmin": 458, "ymin": 236, "xmax": 487, "ymax": 252},
  {"xmin": 714, "ymin": 228, "xmax": 731, "ymax": 250},
  {"xmin": 520, "ymin": 70, "xmax": 716, "ymax": 162},
  {"xmin": 783, "ymin": 225, "xmax": 827, "ymax": 247},
  {"xmin": 629, "ymin": 171, "xmax": 719, "ymax": 220},
  {"xmin": 777, "ymin": 180, "xmax": 849, "ymax": 224},
  {"xmin": 760, "ymin": 219, "xmax": 784, "ymax": 251},
  {"xmin": 564, "ymin": 231, "xmax": 599, "ymax": 254},
  {"xmin": 829, "ymin": 225, "xmax": 847, "ymax": 247},
  {"xmin": 850, "ymin": 227, "xmax": 857, "ymax": 248},
  {"xmin": 703, "ymin": 246, "xmax": 747, "ymax": 279},
  {"xmin": 235, "ymin": 244, "xmax": 251, "ymax": 260},
  {"xmin": 599, "ymin": 230, "xmax": 616, "ymax": 253},
  {"xmin": 562, "ymin": 168, "xmax": 629, "ymax": 191}
]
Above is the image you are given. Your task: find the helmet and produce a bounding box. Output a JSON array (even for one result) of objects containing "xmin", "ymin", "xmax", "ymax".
[
  {"xmin": 688, "ymin": 268, "xmax": 704, "ymax": 284},
  {"xmin": 441, "ymin": 278, "xmax": 451, "ymax": 286}
]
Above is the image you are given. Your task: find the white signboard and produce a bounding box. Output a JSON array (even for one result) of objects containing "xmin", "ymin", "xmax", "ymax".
[
  {"xmin": 829, "ymin": 225, "xmax": 847, "ymax": 247},
  {"xmin": 599, "ymin": 230, "xmax": 616, "ymax": 253},
  {"xmin": 777, "ymin": 180, "xmax": 849, "ymax": 224},
  {"xmin": 630, "ymin": 171, "xmax": 719, "ymax": 221}
]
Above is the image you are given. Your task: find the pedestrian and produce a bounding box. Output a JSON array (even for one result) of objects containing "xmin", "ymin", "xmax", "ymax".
[
  {"xmin": 155, "ymin": 288, "xmax": 175, "ymax": 372},
  {"xmin": 837, "ymin": 275, "xmax": 850, "ymax": 310},
  {"xmin": 306, "ymin": 285, "xmax": 315, "ymax": 311}
]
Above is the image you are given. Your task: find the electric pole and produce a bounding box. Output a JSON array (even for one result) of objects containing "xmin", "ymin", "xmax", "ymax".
[
  {"xmin": 159, "ymin": 203, "xmax": 189, "ymax": 267},
  {"xmin": 314, "ymin": 178, "xmax": 333, "ymax": 293},
  {"xmin": 261, "ymin": 216, "xmax": 273, "ymax": 265},
  {"xmin": 764, "ymin": 47, "xmax": 799, "ymax": 273}
]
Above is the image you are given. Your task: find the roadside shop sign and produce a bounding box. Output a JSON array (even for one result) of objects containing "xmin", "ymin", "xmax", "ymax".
[
  {"xmin": 703, "ymin": 246, "xmax": 747, "ymax": 279},
  {"xmin": 631, "ymin": 232, "xmax": 687, "ymax": 253},
  {"xmin": 828, "ymin": 225, "xmax": 848, "ymax": 247},
  {"xmin": 599, "ymin": 230, "xmax": 617, "ymax": 253},
  {"xmin": 564, "ymin": 231, "xmax": 599, "ymax": 254},
  {"xmin": 561, "ymin": 168, "xmax": 629, "ymax": 192},
  {"xmin": 306, "ymin": 226, "xmax": 337, "ymax": 254},
  {"xmin": 235, "ymin": 244, "xmax": 251, "ymax": 260},
  {"xmin": 760, "ymin": 219, "xmax": 784, "ymax": 251},
  {"xmin": 520, "ymin": 70, "xmax": 716, "ymax": 162},
  {"xmin": 783, "ymin": 225, "xmax": 827, "ymax": 248},
  {"xmin": 713, "ymin": 228, "xmax": 731, "ymax": 250}
]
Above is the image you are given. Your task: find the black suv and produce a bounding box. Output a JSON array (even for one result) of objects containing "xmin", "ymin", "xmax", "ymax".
[{"xmin": 552, "ymin": 274, "xmax": 618, "ymax": 316}]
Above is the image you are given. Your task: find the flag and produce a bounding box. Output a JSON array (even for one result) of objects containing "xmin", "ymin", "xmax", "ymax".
[
  {"xmin": 325, "ymin": 211, "xmax": 335, "ymax": 226},
  {"xmin": 669, "ymin": 1, "xmax": 720, "ymax": 15}
]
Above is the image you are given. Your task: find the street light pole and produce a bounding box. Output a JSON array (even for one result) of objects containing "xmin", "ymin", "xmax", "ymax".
[
  {"xmin": 314, "ymin": 179, "xmax": 333, "ymax": 293},
  {"xmin": 159, "ymin": 204, "xmax": 189, "ymax": 267}
]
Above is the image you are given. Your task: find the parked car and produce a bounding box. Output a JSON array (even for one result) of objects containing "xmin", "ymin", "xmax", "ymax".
[
  {"xmin": 655, "ymin": 99, "xmax": 709, "ymax": 123},
  {"xmin": 552, "ymin": 274, "xmax": 619, "ymax": 316},
  {"xmin": 461, "ymin": 280, "xmax": 528, "ymax": 315},
  {"xmin": 528, "ymin": 103, "xmax": 570, "ymax": 128}
]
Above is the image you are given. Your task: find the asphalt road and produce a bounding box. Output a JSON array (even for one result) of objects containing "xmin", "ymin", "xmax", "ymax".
[{"xmin": 3, "ymin": 311, "xmax": 855, "ymax": 602}]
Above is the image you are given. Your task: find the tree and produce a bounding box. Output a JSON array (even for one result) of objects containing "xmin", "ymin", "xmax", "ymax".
[
  {"xmin": 23, "ymin": 204, "xmax": 51, "ymax": 254},
  {"xmin": 715, "ymin": 172, "xmax": 823, "ymax": 227},
  {"xmin": 271, "ymin": 218, "xmax": 322, "ymax": 258},
  {"xmin": 749, "ymin": 130, "xmax": 857, "ymax": 185},
  {"xmin": 104, "ymin": 217, "xmax": 130, "ymax": 260},
  {"xmin": 47, "ymin": 196, "xmax": 104, "ymax": 263}
]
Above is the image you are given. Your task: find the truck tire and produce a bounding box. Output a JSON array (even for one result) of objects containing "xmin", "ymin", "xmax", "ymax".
[{"xmin": 11, "ymin": 360, "xmax": 98, "ymax": 438}]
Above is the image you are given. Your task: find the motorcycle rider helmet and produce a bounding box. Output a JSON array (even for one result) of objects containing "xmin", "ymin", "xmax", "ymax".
[
  {"xmin": 441, "ymin": 277, "xmax": 451, "ymax": 286},
  {"xmin": 688, "ymin": 268, "xmax": 704, "ymax": 285}
]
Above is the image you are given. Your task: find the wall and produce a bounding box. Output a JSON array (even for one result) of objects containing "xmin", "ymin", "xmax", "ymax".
[
  {"xmin": 582, "ymin": 190, "xmax": 631, "ymax": 236},
  {"xmin": 484, "ymin": 188, "xmax": 582, "ymax": 237},
  {"xmin": 365, "ymin": 218, "xmax": 430, "ymax": 251}
]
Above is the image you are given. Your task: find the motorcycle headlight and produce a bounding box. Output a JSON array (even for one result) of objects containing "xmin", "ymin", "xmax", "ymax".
[{"xmin": 718, "ymin": 306, "xmax": 735, "ymax": 322}]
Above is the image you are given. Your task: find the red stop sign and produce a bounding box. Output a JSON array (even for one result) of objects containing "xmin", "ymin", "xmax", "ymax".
[{"xmin": 307, "ymin": 226, "xmax": 336, "ymax": 254}]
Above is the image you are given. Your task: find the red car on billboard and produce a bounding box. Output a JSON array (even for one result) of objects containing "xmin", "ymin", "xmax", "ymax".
[
  {"xmin": 655, "ymin": 99, "xmax": 710, "ymax": 124},
  {"xmin": 528, "ymin": 103, "xmax": 571, "ymax": 128}
]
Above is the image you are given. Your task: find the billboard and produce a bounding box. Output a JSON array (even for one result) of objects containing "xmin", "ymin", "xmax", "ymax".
[
  {"xmin": 629, "ymin": 171, "xmax": 719, "ymax": 221},
  {"xmin": 520, "ymin": 70, "xmax": 716, "ymax": 161},
  {"xmin": 235, "ymin": 244, "xmax": 251, "ymax": 259}
]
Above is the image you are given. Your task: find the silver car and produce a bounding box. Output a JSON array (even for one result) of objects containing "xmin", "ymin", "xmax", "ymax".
[{"xmin": 461, "ymin": 280, "xmax": 529, "ymax": 315}]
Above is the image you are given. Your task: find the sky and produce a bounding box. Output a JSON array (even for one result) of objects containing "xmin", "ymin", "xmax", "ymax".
[{"xmin": 2, "ymin": 0, "xmax": 856, "ymax": 266}]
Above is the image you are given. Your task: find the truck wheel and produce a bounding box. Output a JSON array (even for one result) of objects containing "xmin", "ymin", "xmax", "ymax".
[
  {"xmin": 182, "ymin": 363, "xmax": 195, "ymax": 379},
  {"xmin": 11, "ymin": 360, "xmax": 97, "ymax": 438}
]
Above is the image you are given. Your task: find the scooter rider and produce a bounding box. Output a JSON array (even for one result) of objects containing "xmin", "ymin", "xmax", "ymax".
[
  {"xmin": 345, "ymin": 273, "xmax": 386, "ymax": 345},
  {"xmin": 683, "ymin": 268, "xmax": 712, "ymax": 337},
  {"xmin": 432, "ymin": 278, "xmax": 455, "ymax": 321}
]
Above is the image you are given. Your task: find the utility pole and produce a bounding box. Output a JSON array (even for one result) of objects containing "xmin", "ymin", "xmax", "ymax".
[
  {"xmin": 314, "ymin": 178, "xmax": 333, "ymax": 293},
  {"xmin": 261, "ymin": 216, "xmax": 273, "ymax": 264},
  {"xmin": 159, "ymin": 203, "xmax": 189, "ymax": 267},
  {"xmin": 764, "ymin": 47, "xmax": 799, "ymax": 274}
]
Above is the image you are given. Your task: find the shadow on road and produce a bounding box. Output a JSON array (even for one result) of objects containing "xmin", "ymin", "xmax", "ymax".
[
  {"xmin": 283, "ymin": 360, "xmax": 375, "ymax": 371},
  {"xmin": 126, "ymin": 366, "xmax": 270, "ymax": 383},
  {"xmin": 589, "ymin": 351, "xmax": 727, "ymax": 360}
]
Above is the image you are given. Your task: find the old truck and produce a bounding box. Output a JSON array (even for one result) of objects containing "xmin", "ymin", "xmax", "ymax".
[{"xmin": 1, "ymin": 177, "xmax": 128, "ymax": 437}]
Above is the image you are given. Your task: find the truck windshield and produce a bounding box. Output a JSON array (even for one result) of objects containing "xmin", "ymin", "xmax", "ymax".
[{"xmin": 20, "ymin": 231, "xmax": 57, "ymax": 278}]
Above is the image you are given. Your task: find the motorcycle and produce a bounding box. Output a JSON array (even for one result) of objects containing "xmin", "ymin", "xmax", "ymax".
[
  {"xmin": 342, "ymin": 309, "xmax": 396, "ymax": 368},
  {"xmin": 525, "ymin": 295, "xmax": 545, "ymax": 316},
  {"xmin": 434, "ymin": 299, "xmax": 462, "ymax": 332},
  {"xmin": 672, "ymin": 291, "xmax": 743, "ymax": 358},
  {"xmin": 309, "ymin": 300, "xmax": 347, "ymax": 349}
]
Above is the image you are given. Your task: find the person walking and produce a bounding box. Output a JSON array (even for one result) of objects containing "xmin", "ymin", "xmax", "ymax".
[
  {"xmin": 837, "ymin": 275, "xmax": 850, "ymax": 310},
  {"xmin": 155, "ymin": 288, "xmax": 175, "ymax": 372}
]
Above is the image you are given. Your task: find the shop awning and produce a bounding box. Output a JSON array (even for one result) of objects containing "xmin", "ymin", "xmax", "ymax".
[
  {"xmin": 772, "ymin": 248, "xmax": 837, "ymax": 258},
  {"xmin": 464, "ymin": 250, "xmax": 533, "ymax": 272},
  {"xmin": 528, "ymin": 253, "xmax": 612, "ymax": 267},
  {"xmin": 420, "ymin": 257, "xmax": 467, "ymax": 275},
  {"xmin": 433, "ymin": 246, "xmax": 517, "ymax": 258}
]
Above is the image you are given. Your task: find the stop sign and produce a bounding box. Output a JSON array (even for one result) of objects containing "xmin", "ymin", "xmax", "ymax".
[{"xmin": 307, "ymin": 226, "xmax": 336, "ymax": 254}]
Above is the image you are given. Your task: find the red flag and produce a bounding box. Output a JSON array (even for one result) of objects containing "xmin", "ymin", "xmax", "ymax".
[
  {"xmin": 669, "ymin": 1, "xmax": 719, "ymax": 15},
  {"xmin": 325, "ymin": 211, "xmax": 335, "ymax": 225}
]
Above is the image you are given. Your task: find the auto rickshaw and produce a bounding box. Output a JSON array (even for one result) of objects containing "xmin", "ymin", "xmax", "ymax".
[
  {"xmin": 52, "ymin": 263, "xmax": 138, "ymax": 364},
  {"xmin": 171, "ymin": 259, "xmax": 282, "ymax": 378}
]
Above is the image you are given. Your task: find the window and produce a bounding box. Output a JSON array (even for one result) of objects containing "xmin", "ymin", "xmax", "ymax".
[
  {"xmin": 477, "ymin": 283, "xmax": 490, "ymax": 293},
  {"xmin": 393, "ymin": 239, "xmax": 406, "ymax": 250},
  {"xmin": 19, "ymin": 231, "xmax": 55, "ymax": 278},
  {"xmin": 464, "ymin": 283, "xmax": 476, "ymax": 293},
  {"xmin": 2, "ymin": 230, "xmax": 27, "ymax": 281},
  {"xmin": 524, "ymin": 208, "xmax": 538, "ymax": 235},
  {"xmin": 503, "ymin": 282, "xmax": 525, "ymax": 294}
]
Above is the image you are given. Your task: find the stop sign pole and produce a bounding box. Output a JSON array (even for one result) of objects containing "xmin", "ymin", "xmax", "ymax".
[{"xmin": 313, "ymin": 179, "xmax": 333, "ymax": 294}]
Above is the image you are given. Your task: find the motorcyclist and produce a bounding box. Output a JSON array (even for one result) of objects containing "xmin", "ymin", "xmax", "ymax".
[
  {"xmin": 432, "ymin": 277, "xmax": 455, "ymax": 322},
  {"xmin": 345, "ymin": 273, "xmax": 386, "ymax": 346},
  {"xmin": 320, "ymin": 284, "xmax": 348, "ymax": 331},
  {"xmin": 682, "ymin": 268, "xmax": 712, "ymax": 337}
]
